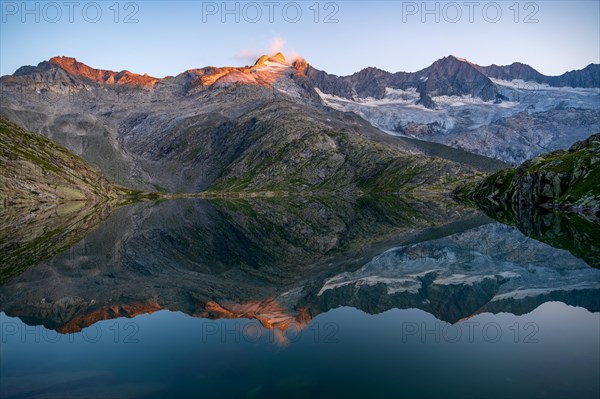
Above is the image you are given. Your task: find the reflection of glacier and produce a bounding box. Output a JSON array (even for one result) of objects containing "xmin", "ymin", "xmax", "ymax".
[
  {"xmin": 318, "ymin": 82, "xmax": 600, "ymax": 163},
  {"xmin": 309, "ymin": 223, "xmax": 600, "ymax": 322}
]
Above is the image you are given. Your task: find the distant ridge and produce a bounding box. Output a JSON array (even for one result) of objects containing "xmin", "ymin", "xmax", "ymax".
[{"xmin": 303, "ymin": 55, "xmax": 600, "ymax": 107}]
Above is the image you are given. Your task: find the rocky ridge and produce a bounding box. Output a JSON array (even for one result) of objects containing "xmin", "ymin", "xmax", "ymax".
[{"xmin": 306, "ymin": 55, "xmax": 600, "ymax": 104}]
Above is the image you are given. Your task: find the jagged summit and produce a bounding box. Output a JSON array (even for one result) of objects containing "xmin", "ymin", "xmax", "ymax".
[
  {"xmin": 446, "ymin": 55, "xmax": 481, "ymax": 66},
  {"xmin": 448, "ymin": 55, "xmax": 469, "ymax": 62},
  {"xmin": 49, "ymin": 55, "xmax": 77, "ymax": 65},
  {"xmin": 270, "ymin": 52, "xmax": 287, "ymax": 64},
  {"xmin": 434, "ymin": 55, "xmax": 479, "ymax": 68},
  {"xmin": 356, "ymin": 66, "xmax": 390, "ymax": 75},
  {"xmin": 252, "ymin": 55, "xmax": 270, "ymax": 67},
  {"xmin": 46, "ymin": 55, "xmax": 158, "ymax": 87},
  {"xmin": 252, "ymin": 52, "xmax": 290, "ymax": 68},
  {"xmin": 292, "ymin": 57, "xmax": 309, "ymax": 75}
]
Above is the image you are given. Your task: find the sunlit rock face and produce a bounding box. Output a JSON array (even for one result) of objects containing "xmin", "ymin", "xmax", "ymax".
[{"xmin": 46, "ymin": 56, "xmax": 159, "ymax": 88}]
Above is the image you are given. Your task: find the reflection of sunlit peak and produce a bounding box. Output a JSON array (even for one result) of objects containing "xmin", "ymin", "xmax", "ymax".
[
  {"xmin": 202, "ymin": 298, "xmax": 312, "ymax": 336},
  {"xmin": 55, "ymin": 301, "xmax": 162, "ymax": 334}
]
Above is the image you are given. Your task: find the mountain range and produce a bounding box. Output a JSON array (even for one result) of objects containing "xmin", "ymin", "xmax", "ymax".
[
  {"xmin": 1, "ymin": 53, "xmax": 597, "ymax": 197},
  {"xmin": 307, "ymin": 55, "xmax": 600, "ymax": 163},
  {"xmin": 306, "ymin": 55, "xmax": 600, "ymax": 104},
  {"xmin": 1, "ymin": 53, "xmax": 511, "ymax": 195}
]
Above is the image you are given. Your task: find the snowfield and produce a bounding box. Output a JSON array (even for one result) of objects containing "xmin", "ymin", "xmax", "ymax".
[{"xmin": 318, "ymin": 81, "xmax": 600, "ymax": 163}]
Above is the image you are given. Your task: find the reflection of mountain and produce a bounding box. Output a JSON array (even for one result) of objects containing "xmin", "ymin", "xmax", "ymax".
[
  {"xmin": 117, "ymin": 196, "xmax": 478, "ymax": 284},
  {"xmin": 303, "ymin": 223, "xmax": 600, "ymax": 323},
  {"xmin": 461, "ymin": 200, "xmax": 600, "ymax": 269},
  {"xmin": 0, "ymin": 196, "xmax": 477, "ymax": 329},
  {"xmin": 1, "ymin": 198, "xmax": 598, "ymax": 332}
]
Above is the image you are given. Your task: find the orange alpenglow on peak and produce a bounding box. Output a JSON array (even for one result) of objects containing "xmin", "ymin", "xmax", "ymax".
[
  {"xmin": 253, "ymin": 55, "xmax": 271, "ymax": 67},
  {"xmin": 48, "ymin": 56, "xmax": 158, "ymax": 88},
  {"xmin": 252, "ymin": 52, "xmax": 289, "ymax": 68},
  {"xmin": 448, "ymin": 55, "xmax": 476, "ymax": 66},
  {"xmin": 49, "ymin": 55, "xmax": 77, "ymax": 65},
  {"xmin": 46, "ymin": 54, "xmax": 303, "ymax": 90},
  {"xmin": 292, "ymin": 58, "xmax": 309, "ymax": 75},
  {"xmin": 270, "ymin": 52, "xmax": 287, "ymax": 64}
]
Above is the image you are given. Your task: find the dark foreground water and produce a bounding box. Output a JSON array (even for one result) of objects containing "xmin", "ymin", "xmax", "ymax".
[
  {"xmin": 1, "ymin": 197, "xmax": 599, "ymax": 398},
  {"xmin": 2, "ymin": 302, "xmax": 599, "ymax": 399}
]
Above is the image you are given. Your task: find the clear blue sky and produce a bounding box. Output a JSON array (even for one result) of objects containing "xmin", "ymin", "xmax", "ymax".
[{"xmin": 1, "ymin": 1, "xmax": 599, "ymax": 77}]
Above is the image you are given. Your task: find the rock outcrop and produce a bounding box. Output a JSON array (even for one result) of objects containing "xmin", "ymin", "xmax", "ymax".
[{"xmin": 454, "ymin": 133, "xmax": 600, "ymax": 216}]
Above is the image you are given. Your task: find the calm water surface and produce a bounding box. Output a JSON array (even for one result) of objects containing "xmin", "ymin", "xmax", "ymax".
[{"xmin": 1, "ymin": 197, "xmax": 599, "ymax": 398}]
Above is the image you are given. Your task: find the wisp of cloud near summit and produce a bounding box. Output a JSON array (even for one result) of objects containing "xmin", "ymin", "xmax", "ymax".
[{"xmin": 237, "ymin": 37, "xmax": 302, "ymax": 65}]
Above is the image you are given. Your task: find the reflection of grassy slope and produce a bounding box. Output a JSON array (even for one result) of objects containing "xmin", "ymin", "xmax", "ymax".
[
  {"xmin": 0, "ymin": 117, "xmax": 156, "ymax": 281},
  {"xmin": 208, "ymin": 195, "xmax": 477, "ymax": 280},
  {"xmin": 0, "ymin": 201, "xmax": 115, "ymax": 282},
  {"xmin": 464, "ymin": 199, "xmax": 600, "ymax": 268}
]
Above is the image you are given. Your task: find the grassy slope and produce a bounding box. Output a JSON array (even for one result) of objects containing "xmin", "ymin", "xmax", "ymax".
[
  {"xmin": 204, "ymin": 102, "xmax": 485, "ymax": 195},
  {"xmin": 0, "ymin": 116, "xmax": 147, "ymax": 203}
]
